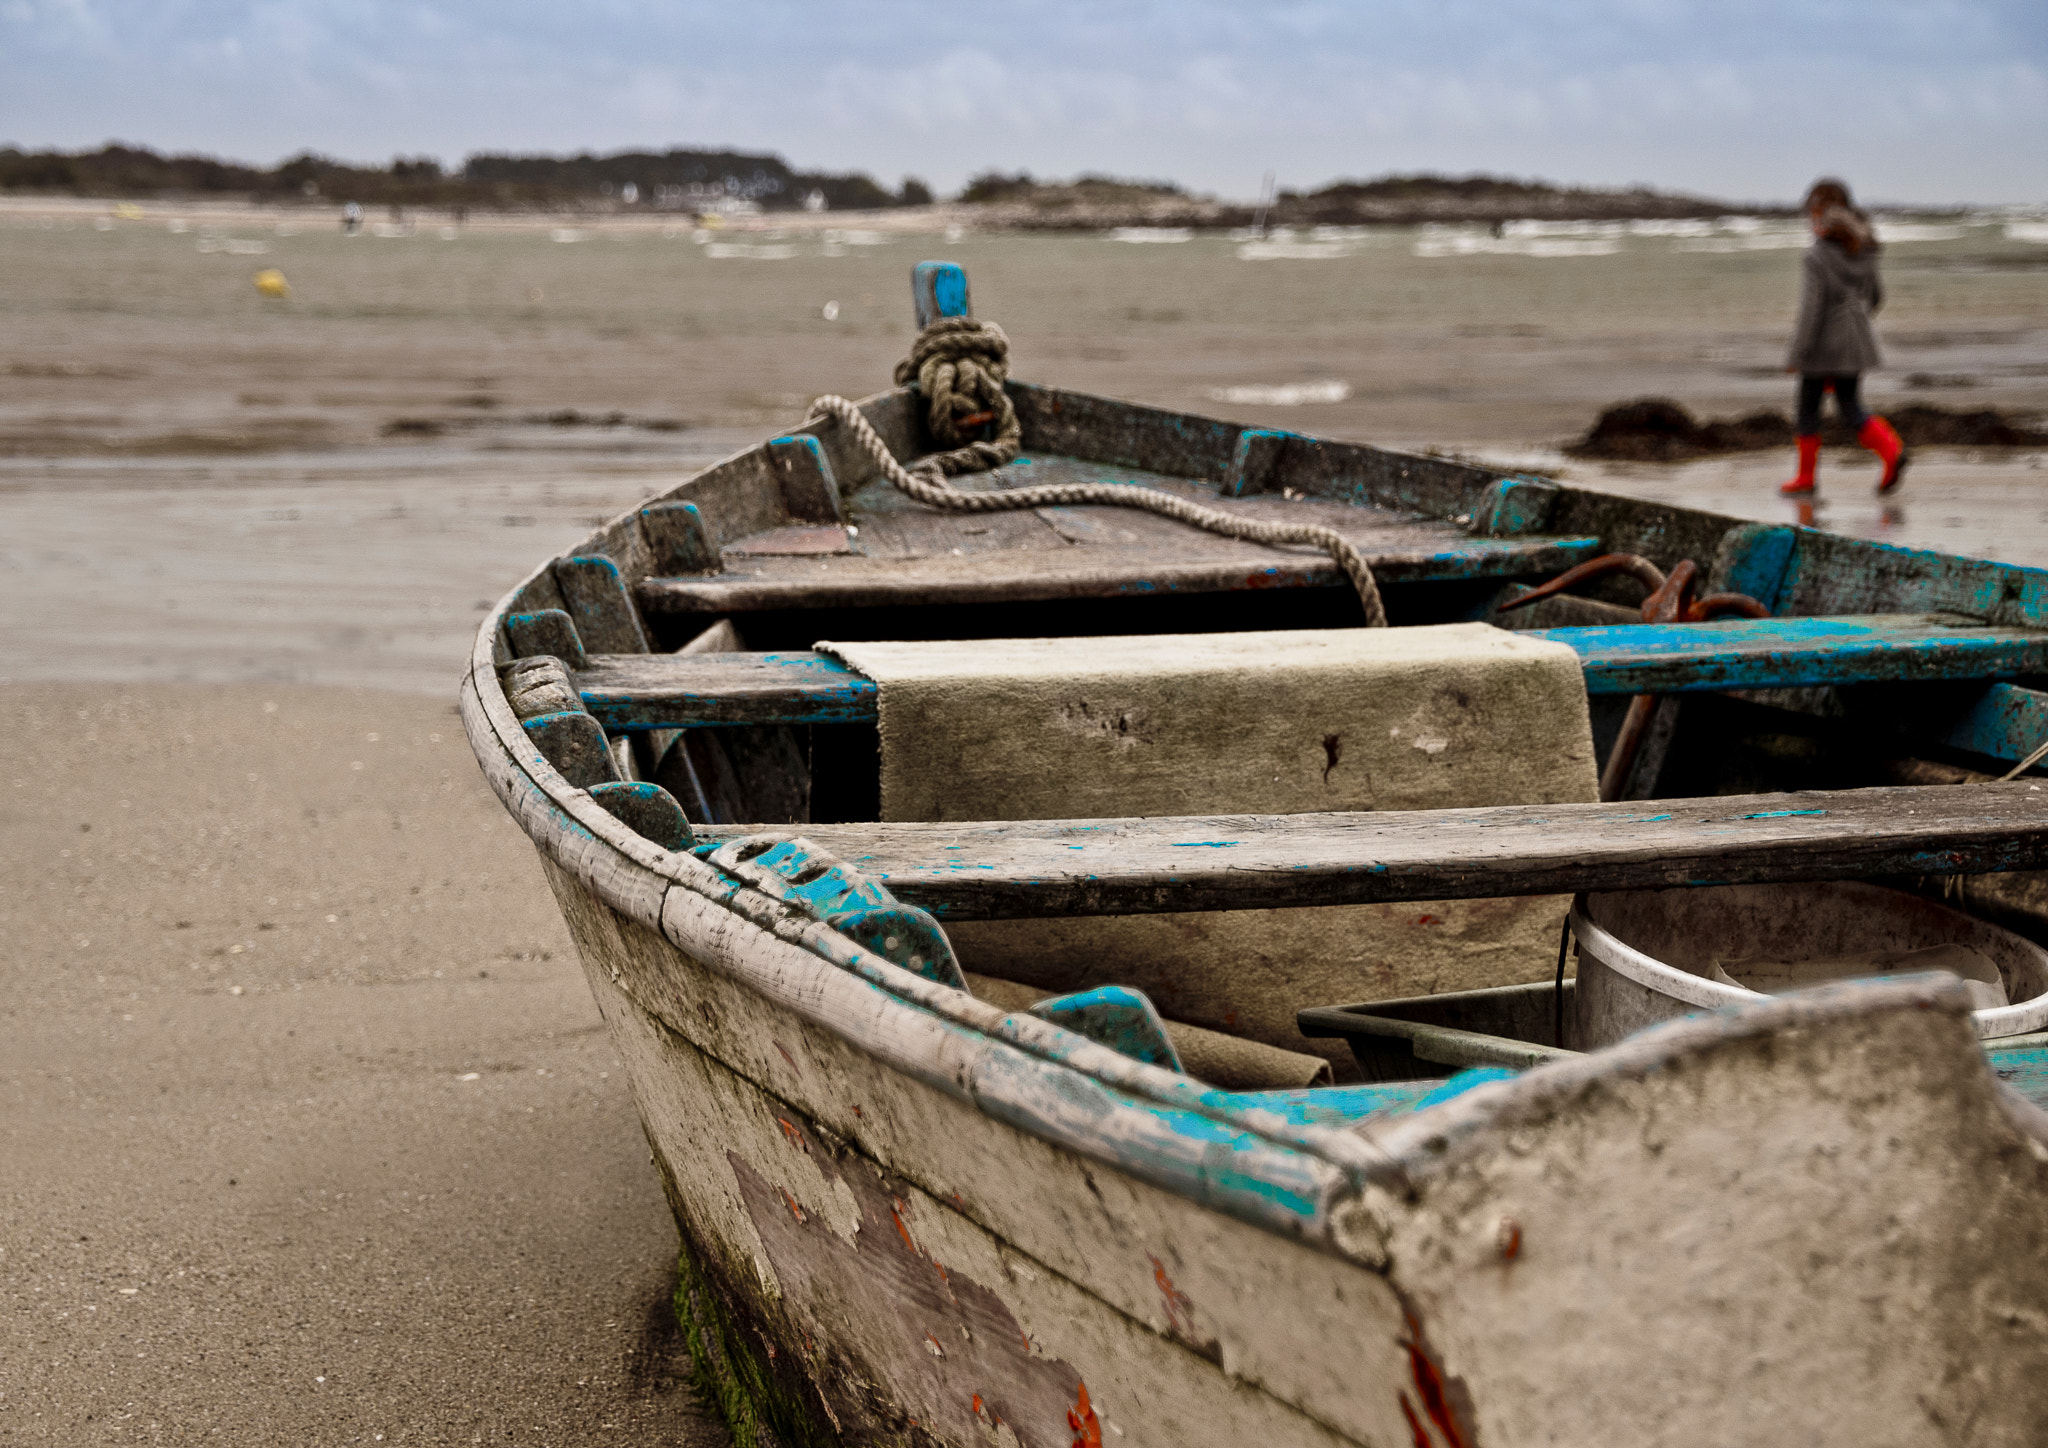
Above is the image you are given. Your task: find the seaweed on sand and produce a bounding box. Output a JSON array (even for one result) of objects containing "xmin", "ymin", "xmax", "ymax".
[{"xmin": 1567, "ymin": 397, "xmax": 2048, "ymax": 462}]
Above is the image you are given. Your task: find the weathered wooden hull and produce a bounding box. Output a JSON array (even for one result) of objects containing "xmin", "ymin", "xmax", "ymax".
[
  {"xmin": 465, "ymin": 383, "xmax": 2048, "ymax": 1444},
  {"xmin": 469, "ymin": 700, "xmax": 2048, "ymax": 1444}
]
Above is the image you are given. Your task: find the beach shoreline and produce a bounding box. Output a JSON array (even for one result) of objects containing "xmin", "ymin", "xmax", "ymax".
[{"xmin": 1, "ymin": 682, "xmax": 729, "ymax": 1445}]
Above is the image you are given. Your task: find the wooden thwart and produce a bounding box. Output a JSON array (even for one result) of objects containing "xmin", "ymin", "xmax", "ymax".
[
  {"xmin": 636, "ymin": 535, "xmax": 1604, "ymax": 615},
  {"xmin": 572, "ymin": 612, "xmax": 2048, "ymax": 732},
  {"xmin": 696, "ymin": 783, "xmax": 2048, "ymax": 919},
  {"xmin": 574, "ymin": 651, "xmax": 876, "ymax": 731},
  {"xmin": 1529, "ymin": 613, "xmax": 2048, "ymax": 695}
]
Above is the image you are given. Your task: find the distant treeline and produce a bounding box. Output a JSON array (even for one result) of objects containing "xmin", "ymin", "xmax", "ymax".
[
  {"xmin": 0, "ymin": 144, "xmax": 1754, "ymax": 224},
  {"xmin": 1275, "ymin": 174, "xmax": 1739, "ymax": 224},
  {"xmin": 0, "ymin": 143, "xmax": 932, "ymax": 211},
  {"xmin": 957, "ymin": 171, "xmax": 1189, "ymax": 205},
  {"xmin": 959, "ymin": 170, "xmax": 1745, "ymax": 226}
]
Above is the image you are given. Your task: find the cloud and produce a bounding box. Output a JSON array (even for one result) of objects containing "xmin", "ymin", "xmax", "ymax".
[{"xmin": 0, "ymin": 0, "xmax": 2042, "ymax": 201}]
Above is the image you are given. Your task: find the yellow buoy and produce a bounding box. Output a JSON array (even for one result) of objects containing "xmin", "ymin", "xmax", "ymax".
[{"xmin": 253, "ymin": 268, "xmax": 290, "ymax": 298}]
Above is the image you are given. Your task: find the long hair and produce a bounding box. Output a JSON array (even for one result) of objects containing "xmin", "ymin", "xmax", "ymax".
[{"xmin": 1804, "ymin": 177, "xmax": 1876, "ymax": 255}]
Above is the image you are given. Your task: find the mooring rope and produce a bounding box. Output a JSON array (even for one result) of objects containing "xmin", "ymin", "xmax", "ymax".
[
  {"xmin": 889, "ymin": 316, "xmax": 1023, "ymax": 477},
  {"xmin": 807, "ymin": 325, "xmax": 1387, "ymax": 625}
]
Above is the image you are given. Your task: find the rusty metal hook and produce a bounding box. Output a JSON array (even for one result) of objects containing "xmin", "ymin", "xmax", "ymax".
[
  {"xmin": 1684, "ymin": 592, "xmax": 1773, "ymax": 622},
  {"xmin": 1504, "ymin": 554, "xmax": 1772, "ymax": 801},
  {"xmin": 1495, "ymin": 553, "xmax": 1668, "ymax": 615}
]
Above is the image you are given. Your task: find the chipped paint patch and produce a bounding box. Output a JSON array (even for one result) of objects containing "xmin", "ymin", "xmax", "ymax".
[
  {"xmin": 1399, "ymin": 1312, "xmax": 1479, "ymax": 1448},
  {"xmin": 1149, "ymin": 1254, "xmax": 1196, "ymax": 1339},
  {"xmin": 1067, "ymin": 1381, "xmax": 1105, "ymax": 1448},
  {"xmin": 729, "ymin": 1115, "xmax": 1092, "ymax": 1447}
]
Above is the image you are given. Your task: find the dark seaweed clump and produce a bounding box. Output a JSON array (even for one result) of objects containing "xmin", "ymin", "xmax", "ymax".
[{"xmin": 1567, "ymin": 397, "xmax": 2048, "ymax": 461}]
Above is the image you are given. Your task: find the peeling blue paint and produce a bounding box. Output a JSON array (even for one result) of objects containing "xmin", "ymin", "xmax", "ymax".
[
  {"xmin": 601, "ymin": 606, "xmax": 2048, "ymax": 733},
  {"xmin": 1911, "ymin": 682, "xmax": 2048, "ymax": 766},
  {"xmin": 1530, "ymin": 614, "xmax": 2048, "ymax": 695},
  {"xmin": 1713, "ymin": 522, "xmax": 1800, "ymax": 611},
  {"xmin": 1028, "ymin": 986, "xmax": 1183, "ymax": 1071},
  {"xmin": 1987, "ymin": 1041, "xmax": 2048, "ymax": 1111}
]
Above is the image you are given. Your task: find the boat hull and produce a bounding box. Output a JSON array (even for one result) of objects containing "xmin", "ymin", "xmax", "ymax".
[
  {"xmin": 463, "ymin": 384, "xmax": 2048, "ymax": 1445},
  {"xmin": 522, "ymin": 817, "xmax": 2048, "ymax": 1447},
  {"xmin": 542, "ymin": 857, "xmax": 1408, "ymax": 1447}
]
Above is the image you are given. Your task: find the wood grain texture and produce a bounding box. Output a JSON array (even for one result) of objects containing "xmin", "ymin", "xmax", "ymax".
[
  {"xmin": 1007, "ymin": 382, "xmax": 1243, "ymax": 479},
  {"xmin": 503, "ymin": 609, "xmax": 588, "ymax": 668},
  {"xmin": 520, "ymin": 710, "xmax": 620, "ymax": 789},
  {"xmin": 1526, "ymin": 613, "xmax": 2048, "ymax": 694},
  {"xmin": 1785, "ymin": 529, "xmax": 2048, "ymax": 628},
  {"xmin": 553, "ymin": 555, "xmax": 651, "ymax": 655},
  {"xmin": 721, "ymin": 524, "xmax": 858, "ymax": 557},
  {"xmin": 765, "ymin": 434, "xmax": 844, "ymax": 524},
  {"xmin": 693, "ymin": 783, "xmax": 2048, "ymax": 919},
  {"xmin": 637, "ymin": 535, "xmax": 1602, "ymax": 615},
  {"xmin": 639, "ymin": 501, "xmax": 723, "ymax": 574},
  {"xmin": 573, "ymin": 650, "xmax": 876, "ymax": 730}
]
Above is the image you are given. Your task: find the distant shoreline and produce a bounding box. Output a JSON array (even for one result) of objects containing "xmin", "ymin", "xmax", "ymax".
[
  {"xmin": 4, "ymin": 192, "xmax": 2001, "ymax": 236},
  {"xmin": 1, "ymin": 143, "xmax": 1820, "ymax": 229}
]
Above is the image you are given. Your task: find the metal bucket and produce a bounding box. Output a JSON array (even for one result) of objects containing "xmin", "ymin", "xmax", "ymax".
[{"xmin": 1572, "ymin": 880, "xmax": 2048, "ymax": 1046}]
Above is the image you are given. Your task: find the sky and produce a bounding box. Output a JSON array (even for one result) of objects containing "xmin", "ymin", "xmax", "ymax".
[{"xmin": 3, "ymin": 1, "xmax": 2045, "ymax": 205}]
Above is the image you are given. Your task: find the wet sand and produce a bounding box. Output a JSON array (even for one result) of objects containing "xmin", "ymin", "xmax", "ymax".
[
  {"xmin": 2, "ymin": 685, "xmax": 727, "ymax": 1445},
  {"xmin": 3, "ymin": 196, "xmax": 2044, "ymax": 1441},
  {"xmin": 6, "ymin": 195, "xmax": 2044, "ymax": 457}
]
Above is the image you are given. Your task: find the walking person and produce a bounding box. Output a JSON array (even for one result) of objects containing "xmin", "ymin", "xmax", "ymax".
[{"xmin": 1780, "ymin": 178, "xmax": 1908, "ymax": 495}]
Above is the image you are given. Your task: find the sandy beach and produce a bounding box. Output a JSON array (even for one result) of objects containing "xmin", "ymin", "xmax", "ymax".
[
  {"xmin": 2, "ymin": 685, "xmax": 729, "ymax": 1445},
  {"xmin": 3, "ymin": 194, "xmax": 2044, "ymax": 1442}
]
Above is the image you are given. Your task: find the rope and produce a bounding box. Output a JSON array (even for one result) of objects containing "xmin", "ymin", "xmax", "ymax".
[
  {"xmin": 804, "ymin": 390, "xmax": 1388, "ymax": 627},
  {"xmin": 1997, "ymin": 736, "xmax": 2048, "ymax": 782},
  {"xmin": 891, "ymin": 316, "xmax": 1023, "ymax": 477}
]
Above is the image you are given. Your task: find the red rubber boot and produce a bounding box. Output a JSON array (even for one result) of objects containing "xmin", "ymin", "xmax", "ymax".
[
  {"xmin": 1779, "ymin": 434, "xmax": 1820, "ymax": 495},
  {"xmin": 1860, "ymin": 415, "xmax": 1909, "ymax": 492}
]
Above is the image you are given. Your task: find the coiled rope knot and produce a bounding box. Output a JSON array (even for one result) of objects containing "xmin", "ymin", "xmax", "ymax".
[{"xmin": 892, "ymin": 316, "xmax": 1021, "ymax": 477}]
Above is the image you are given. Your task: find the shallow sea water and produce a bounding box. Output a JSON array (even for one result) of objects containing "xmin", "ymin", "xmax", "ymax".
[{"xmin": 2, "ymin": 200, "xmax": 2044, "ymax": 686}]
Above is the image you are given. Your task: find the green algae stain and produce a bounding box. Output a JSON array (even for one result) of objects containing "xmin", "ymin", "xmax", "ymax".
[{"xmin": 672, "ymin": 1239, "xmax": 840, "ymax": 1448}]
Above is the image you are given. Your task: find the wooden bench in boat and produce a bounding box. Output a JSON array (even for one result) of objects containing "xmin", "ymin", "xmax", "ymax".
[
  {"xmin": 693, "ymin": 782, "xmax": 2048, "ymax": 920},
  {"xmin": 565, "ymin": 613, "xmax": 2048, "ymax": 731},
  {"xmin": 634, "ymin": 454, "xmax": 1607, "ymax": 615}
]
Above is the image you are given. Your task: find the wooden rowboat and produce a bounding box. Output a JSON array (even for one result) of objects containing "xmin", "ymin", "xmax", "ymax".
[{"xmin": 462, "ymin": 265, "xmax": 2048, "ymax": 1445}]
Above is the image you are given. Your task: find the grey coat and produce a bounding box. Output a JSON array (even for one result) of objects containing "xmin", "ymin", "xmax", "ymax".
[{"xmin": 1786, "ymin": 238, "xmax": 1884, "ymax": 374}]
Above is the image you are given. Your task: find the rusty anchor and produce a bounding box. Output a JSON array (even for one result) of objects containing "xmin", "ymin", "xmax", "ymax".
[{"xmin": 1499, "ymin": 554, "xmax": 1771, "ymax": 802}]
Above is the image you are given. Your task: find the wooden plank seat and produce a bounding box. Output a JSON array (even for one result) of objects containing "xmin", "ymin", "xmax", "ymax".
[
  {"xmin": 635, "ymin": 537, "xmax": 1606, "ymax": 615},
  {"xmin": 692, "ymin": 782, "xmax": 2048, "ymax": 920},
  {"xmin": 635, "ymin": 453, "xmax": 1606, "ymax": 615},
  {"xmin": 1526, "ymin": 612, "xmax": 2048, "ymax": 695},
  {"xmin": 574, "ymin": 651, "xmax": 877, "ymax": 729},
  {"xmin": 568, "ymin": 614, "xmax": 2048, "ymax": 732}
]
